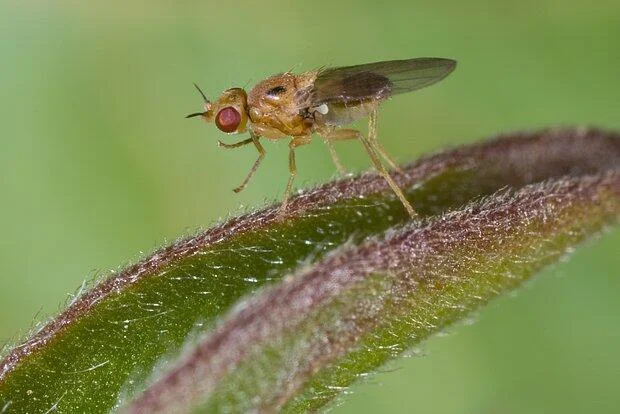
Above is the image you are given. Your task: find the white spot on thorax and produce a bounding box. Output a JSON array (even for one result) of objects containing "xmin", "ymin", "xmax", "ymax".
[{"xmin": 314, "ymin": 103, "xmax": 329, "ymax": 115}]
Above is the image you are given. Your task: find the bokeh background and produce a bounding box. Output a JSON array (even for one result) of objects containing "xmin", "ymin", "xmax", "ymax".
[{"xmin": 1, "ymin": 1, "xmax": 619, "ymax": 413}]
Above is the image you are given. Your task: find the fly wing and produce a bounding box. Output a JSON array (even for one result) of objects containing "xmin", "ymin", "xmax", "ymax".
[{"xmin": 310, "ymin": 57, "xmax": 456, "ymax": 105}]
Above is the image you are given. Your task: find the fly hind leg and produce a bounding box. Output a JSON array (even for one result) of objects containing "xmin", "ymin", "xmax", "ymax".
[
  {"xmin": 322, "ymin": 127, "xmax": 417, "ymax": 218},
  {"xmin": 279, "ymin": 135, "xmax": 312, "ymax": 216},
  {"xmin": 359, "ymin": 132, "xmax": 417, "ymax": 218}
]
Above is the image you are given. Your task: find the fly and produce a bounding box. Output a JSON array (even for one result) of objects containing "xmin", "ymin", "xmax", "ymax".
[{"xmin": 187, "ymin": 57, "xmax": 457, "ymax": 217}]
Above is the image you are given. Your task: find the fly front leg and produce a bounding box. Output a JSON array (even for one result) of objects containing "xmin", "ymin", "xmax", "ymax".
[
  {"xmin": 368, "ymin": 109, "xmax": 402, "ymax": 173},
  {"xmin": 231, "ymin": 132, "xmax": 266, "ymax": 193},
  {"xmin": 279, "ymin": 135, "xmax": 312, "ymax": 216},
  {"xmin": 217, "ymin": 137, "xmax": 253, "ymax": 149},
  {"xmin": 318, "ymin": 128, "xmax": 363, "ymax": 175}
]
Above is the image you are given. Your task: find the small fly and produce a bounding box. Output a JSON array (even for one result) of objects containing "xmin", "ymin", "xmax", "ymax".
[{"xmin": 187, "ymin": 57, "xmax": 456, "ymax": 217}]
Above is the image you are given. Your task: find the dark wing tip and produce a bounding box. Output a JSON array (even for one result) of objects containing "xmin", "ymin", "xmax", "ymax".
[
  {"xmin": 443, "ymin": 58, "xmax": 457, "ymax": 78},
  {"xmin": 428, "ymin": 57, "xmax": 457, "ymax": 80},
  {"xmin": 429, "ymin": 57, "xmax": 457, "ymax": 72}
]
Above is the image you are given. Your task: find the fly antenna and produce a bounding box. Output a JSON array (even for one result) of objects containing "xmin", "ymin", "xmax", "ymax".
[
  {"xmin": 185, "ymin": 112, "xmax": 205, "ymax": 118},
  {"xmin": 193, "ymin": 83, "xmax": 210, "ymax": 103}
]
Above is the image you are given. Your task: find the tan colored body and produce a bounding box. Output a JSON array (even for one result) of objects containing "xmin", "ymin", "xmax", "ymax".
[
  {"xmin": 187, "ymin": 58, "xmax": 457, "ymax": 217},
  {"xmin": 247, "ymin": 72, "xmax": 316, "ymax": 139},
  {"xmin": 247, "ymin": 71, "xmax": 382, "ymax": 139},
  {"xmin": 192, "ymin": 72, "xmax": 409, "ymax": 217}
]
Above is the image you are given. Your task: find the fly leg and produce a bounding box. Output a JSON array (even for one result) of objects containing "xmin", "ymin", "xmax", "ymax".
[
  {"xmin": 279, "ymin": 135, "xmax": 312, "ymax": 216},
  {"xmin": 368, "ymin": 109, "xmax": 402, "ymax": 173},
  {"xmin": 222, "ymin": 132, "xmax": 266, "ymax": 193},
  {"xmin": 322, "ymin": 128, "xmax": 416, "ymax": 218},
  {"xmin": 359, "ymin": 132, "xmax": 417, "ymax": 217},
  {"xmin": 217, "ymin": 137, "xmax": 253, "ymax": 149},
  {"xmin": 318, "ymin": 128, "xmax": 361, "ymax": 175},
  {"xmin": 324, "ymin": 139, "xmax": 347, "ymax": 175}
]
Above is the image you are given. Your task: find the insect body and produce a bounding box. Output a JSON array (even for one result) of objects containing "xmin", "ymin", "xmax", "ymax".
[{"xmin": 187, "ymin": 57, "xmax": 456, "ymax": 217}]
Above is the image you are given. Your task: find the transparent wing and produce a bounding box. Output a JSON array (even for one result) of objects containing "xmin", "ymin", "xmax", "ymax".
[{"xmin": 310, "ymin": 57, "xmax": 456, "ymax": 105}]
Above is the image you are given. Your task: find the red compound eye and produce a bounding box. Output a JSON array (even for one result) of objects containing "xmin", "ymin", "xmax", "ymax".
[{"xmin": 215, "ymin": 107, "xmax": 241, "ymax": 133}]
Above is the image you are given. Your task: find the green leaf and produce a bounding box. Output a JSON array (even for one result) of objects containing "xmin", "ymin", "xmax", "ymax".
[{"xmin": 1, "ymin": 128, "xmax": 618, "ymax": 413}]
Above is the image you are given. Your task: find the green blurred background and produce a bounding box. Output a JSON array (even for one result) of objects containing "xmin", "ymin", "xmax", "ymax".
[{"xmin": 1, "ymin": 1, "xmax": 619, "ymax": 413}]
